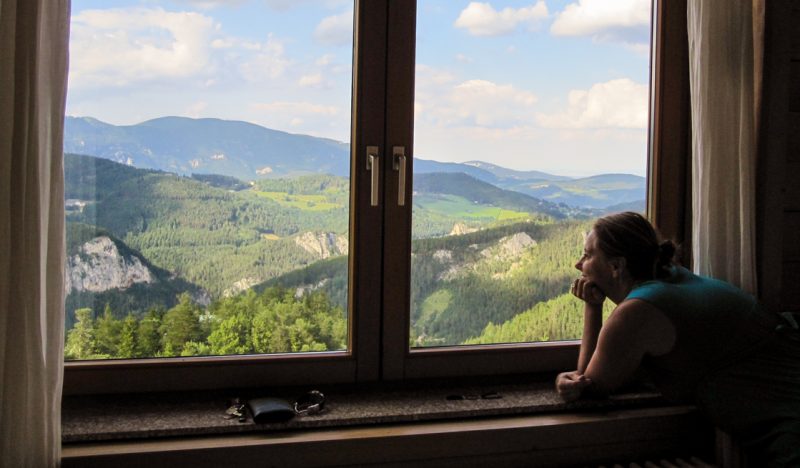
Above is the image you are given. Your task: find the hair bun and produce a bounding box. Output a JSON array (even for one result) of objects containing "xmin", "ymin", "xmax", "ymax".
[{"xmin": 656, "ymin": 240, "xmax": 676, "ymax": 273}]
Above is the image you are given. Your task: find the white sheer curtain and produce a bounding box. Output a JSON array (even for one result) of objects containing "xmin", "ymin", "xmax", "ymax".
[
  {"xmin": 688, "ymin": 0, "xmax": 763, "ymax": 293},
  {"xmin": 0, "ymin": 1, "xmax": 70, "ymax": 466}
]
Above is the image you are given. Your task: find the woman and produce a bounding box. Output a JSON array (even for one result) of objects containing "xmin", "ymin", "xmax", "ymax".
[{"xmin": 555, "ymin": 211, "xmax": 800, "ymax": 466}]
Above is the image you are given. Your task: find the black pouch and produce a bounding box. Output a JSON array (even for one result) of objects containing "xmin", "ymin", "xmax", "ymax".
[{"xmin": 247, "ymin": 397, "xmax": 296, "ymax": 424}]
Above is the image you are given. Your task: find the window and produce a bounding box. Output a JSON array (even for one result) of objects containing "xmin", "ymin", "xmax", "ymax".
[
  {"xmin": 64, "ymin": 0, "xmax": 683, "ymax": 394},
  {"xmin": 65, "ymin": 1, "xmax": 356, "ymax": 356},
  {"xmin": 409, "ymin": 0, "xmax": 651, "ymax": 348}
]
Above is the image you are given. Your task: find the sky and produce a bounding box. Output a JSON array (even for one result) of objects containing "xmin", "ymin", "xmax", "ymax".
[{"xmin": 66, "ymin": 0, "xmax": 653, "ymax": 177}]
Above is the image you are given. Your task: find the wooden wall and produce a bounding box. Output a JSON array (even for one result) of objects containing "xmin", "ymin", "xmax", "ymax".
[
  {"xmin": 780, "ymin": 2, "xmax": 800, "ymax": 311},
  {"xmin": 784, "ymin": 3, "xmax": 800, "ymax": 311},
  {"xmin": 758, "ymin": 0, "xmax": 799, "ymax": 312}
]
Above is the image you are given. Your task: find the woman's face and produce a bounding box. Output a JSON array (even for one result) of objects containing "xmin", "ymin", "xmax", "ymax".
[{"xmin": 575, "ymin": 230, "xmax": 615, "ymax": 294}]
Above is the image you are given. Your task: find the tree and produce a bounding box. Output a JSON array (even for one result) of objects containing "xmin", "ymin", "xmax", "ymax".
[
  {"xmin": 137, "ymin": 307, "xmax": 163, "ymax": 357},
  {"xmin": 160, "ymin": 293, "xmax": 203, "ymax": 356},
  {"xmin": 180, "ymin": 341, "xmax": 211, "ymax": 357},
  {"xmin": 207, "ymin": 313, "xmax": 252, "ymax": 355},
  {"xmin": 64, "ymin": 308, "xmax": 96, "ymax": 359},
  {"xmin": 117, "ymin": 314, "xmax": 139, "ymax": 358},
  {"xmin": 94, "ymin": 304, "xmax": 121, "ymax": 357}
]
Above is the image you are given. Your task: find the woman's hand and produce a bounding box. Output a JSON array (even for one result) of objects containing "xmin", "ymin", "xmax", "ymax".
[
  {"xmin": 555, "ymin": 371, "xmax": 592, "ymax": 402},
  {"xmin": 571, "ymin": 277, "xmax": 605, "ymax": 305}
]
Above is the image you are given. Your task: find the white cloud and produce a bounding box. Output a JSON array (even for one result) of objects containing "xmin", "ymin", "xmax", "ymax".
[
  {"xmin": 173, "ymin": 0, "xmax": 246, "ymax": 9},
  {"xmin": 316, "ymin": 54, "xmax": 335, "ymax": 66},
  {"xmin": 537, "ymin": 78, "xmax": 648, "ymax": 129},
  {"xmin": 416, "ymin": 64, "xmax": 457, "ymax": 86},
  {"xmin": 550, "ymin": 0, "xmax": 651, "ymax": 50},
  {"xmin": 211, "ymin": 37, "xmax": 235, "ymax": 49},
  {"xmin": 250, "ymin": 101, "xmax": 341, "ymax": 134},
  {"xmin": 251, "ymin": 101, "xmax": 339, "ymax": 117},
  {"xmin": 184, "ymin": 101, "xmax": 209, "ymax": 118},
  {"xmin": 314, "ymin": 10, "xmax": 353, "ymax": 46},
  {"xmin": 261, "ymin": 0, "xmax": 295, "ymax": 10},
  {"xmin": 450, "ymin": 80, "xmax": 538, "ymax": 126},
  {"xmin": 69, "ymin": 7, "xmax": 299, "ymax": 89},
  {"xmin": 263, "ymin": 0, "xmax": 350, "ymax": 11},
  {"xmin": 69, "ymin": 8, "xmax": 217, "ymax": 87},
  {"xmin": 415, "ymin": 67, "xmax": 538, "ymax": 128},
  {"xmin": 454, "ymin": 2, "xmax": 548, "ymax": 37},
  {"xmin": 237, "ymin": 34, "xmax": 290, "ymax": 81},
  {"xmin": 298, "ymin": 73, "xmax": 324, "ymax": 87},
  {"xmin": 416, "ymin": 124, "xmax": 647, "ymax": 176}
]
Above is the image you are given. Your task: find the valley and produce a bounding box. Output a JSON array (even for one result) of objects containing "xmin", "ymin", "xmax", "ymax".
[{"xmin": 62, "ymin": 116, "xmax": 644, "ymax": 359}]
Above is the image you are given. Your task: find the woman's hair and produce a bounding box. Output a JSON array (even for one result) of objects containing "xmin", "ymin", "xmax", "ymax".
[{"xmin": 592, "ymin": 211, "xmax": 676, "ymax": 280}]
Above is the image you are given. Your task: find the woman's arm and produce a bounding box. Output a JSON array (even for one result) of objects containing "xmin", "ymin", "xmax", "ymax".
[
  {"xmin": 571, "ymin": 277, "xmax": 606, "ymax": 373},
  {"xmin": 582, "ymin": 299, "xmax": 674, "ymax": 394},
  {"xmin": 577, "ymin": 301, "xmax": 603, "ymax": 374},
  {"xmin": 556, "ymin": 278, "xmax": 605, "ymax": 401},
  {"xmin": 557, "ymin": 297, "xmax": 674, "ymax": 401}
]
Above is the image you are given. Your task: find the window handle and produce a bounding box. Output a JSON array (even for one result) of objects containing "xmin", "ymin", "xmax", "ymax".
[
  {"xmin": 366, "ymin": 146, "xmax": 379, "ymax": 206},
  {"xmin": 393, "ymin": 146, "xmax": 406, "ymax": 206}
]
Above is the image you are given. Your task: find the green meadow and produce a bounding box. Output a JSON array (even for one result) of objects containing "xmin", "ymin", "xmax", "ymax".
[
  {"xmin": 414, "ymin": 194, "xmax": 530, "ymax": 221},
  {"xmin": 253, "ymin": 190, "xmax": 342, "ymax": 211}
]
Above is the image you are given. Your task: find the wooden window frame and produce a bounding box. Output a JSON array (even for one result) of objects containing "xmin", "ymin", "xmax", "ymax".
[
  {"xmin": 63, "ymin": 0, "xmax": 389, "ymax": 395},
  {"xmin": 63, "ymin": 0, "xmax": 689, "ymax": 395},
  {"xmin": 378, "ymin": 0, "xmax": 690, "ymax": 382}
]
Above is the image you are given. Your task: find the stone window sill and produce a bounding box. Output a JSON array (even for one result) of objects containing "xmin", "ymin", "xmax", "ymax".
[{"xmin": 62, "ymin": 377, "xmax": 667, "ymax": 443}]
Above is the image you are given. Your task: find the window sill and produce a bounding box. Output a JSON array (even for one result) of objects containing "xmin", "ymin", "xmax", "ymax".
[
  {"xmin": 62, "ymin": 377, "xmax": 668, "ymax": 443},
  {"xmin": 62, "ymin": 377, "xmax": 716, "ymax": 466}
]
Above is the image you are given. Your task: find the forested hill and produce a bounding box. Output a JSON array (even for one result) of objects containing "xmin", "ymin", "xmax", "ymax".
[
  {"xmin": 64, "ymin": 154, "xmax": 577, "ymax": 304},
  {"xmin": 263, "ymin": 219, "xmax": 595, "ymax": 345},
  {"xmin": 65, "ymin": 153, "xmax": 349, "ymax": 299},
  {"xmin": 413, "ymin": 172, "xmax": 587, "ymax": 220},
  {"xmin": 63, "ymin": 151, "xmax": 632, "ymax": 350}
]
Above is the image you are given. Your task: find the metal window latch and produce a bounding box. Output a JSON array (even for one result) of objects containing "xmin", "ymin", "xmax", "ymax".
[
  {"xmin": 393, "ymin": 146, "xmax": 406, "ymax": 207},
  {"xmin": 366, "ymin": 146, "xmax": 379, "ymax": 207}
]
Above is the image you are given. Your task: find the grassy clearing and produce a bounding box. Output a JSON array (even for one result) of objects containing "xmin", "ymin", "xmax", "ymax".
[
  {"xmin": 415, "ymin": 194, "xmax": 530, "ymax": 220},
  {"xmin": 419, "ymin": 289, "xmax": 452, "ymax": 322},
  {"xmin": 253, "ymin": 191, "xmax": 341, "ymax": 211}
]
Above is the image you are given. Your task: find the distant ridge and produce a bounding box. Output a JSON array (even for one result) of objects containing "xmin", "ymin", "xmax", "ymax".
[
  {"xmin": 64, "ymin": 116, "xmax": 350, "ymax": 180},
  {"xmin": 501, "ymin": 173, "xmax": 646, "ymax": 209},
  {"xmin": 414, "ymin": 172, "xmax": 578, "ymax": 219},
  {"xmin": 64, "ymin": 116, "xmax": 645, "ymax": 210},
  {"xmin": 462, "ymin": 160, "xmax": 571, "ymax": 182}
]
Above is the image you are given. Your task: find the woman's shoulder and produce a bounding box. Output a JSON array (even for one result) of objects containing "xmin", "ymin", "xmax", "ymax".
[
  {"xmin": 626, "ymin": 266, "xmax": 684, "ymax": 300},
  {"xmin": 610, "ymin": 299, "xmax": 676, "ymax": 356}
]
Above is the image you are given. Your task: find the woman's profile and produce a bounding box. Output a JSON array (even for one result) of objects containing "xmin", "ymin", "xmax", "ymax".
[{"xmin": 556, "ymin": 211, "xmax": 800, "ymax": 466}]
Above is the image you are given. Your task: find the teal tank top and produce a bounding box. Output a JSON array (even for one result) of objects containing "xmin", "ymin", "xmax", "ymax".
[{"xmin": 625, "ymin": 266, "xmax": 772, "ymax": 402}]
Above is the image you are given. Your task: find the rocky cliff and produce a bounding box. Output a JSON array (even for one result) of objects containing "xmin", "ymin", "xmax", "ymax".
[
  {"xmin": 294, "ymin": 232, "xmax": 348, "ymax": 259},
  {"xmin": 65, "ymin": 236, "xmax": 155, "ymax": 293}
]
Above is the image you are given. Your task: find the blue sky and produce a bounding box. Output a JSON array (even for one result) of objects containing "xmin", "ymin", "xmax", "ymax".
[{"xmin": 66, "ymin": 0, "xmax": 652, "ymax": 176}]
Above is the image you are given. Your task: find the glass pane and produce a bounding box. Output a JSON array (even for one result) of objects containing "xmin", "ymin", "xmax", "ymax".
[
  {"xmin": 64, "ymin": 0, "xmax": 353, "ymax": 359},
  {"xmin": 411, "ymin": 0, "xmax": 650, "ymax": 347}
]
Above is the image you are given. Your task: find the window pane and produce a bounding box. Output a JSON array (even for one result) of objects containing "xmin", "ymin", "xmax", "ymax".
[
  {"xmin": 411, "ymin": 0, "xmax": 650, "ymax": 347},
  {"xmin": 64, "ymin": 0, "xmax": 354, "ymax": 360}
]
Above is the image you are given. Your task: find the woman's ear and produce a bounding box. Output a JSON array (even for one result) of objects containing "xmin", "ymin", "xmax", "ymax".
[{"xmin": 609, "ymin": 257, "xmax": 627, "ymax": 278}]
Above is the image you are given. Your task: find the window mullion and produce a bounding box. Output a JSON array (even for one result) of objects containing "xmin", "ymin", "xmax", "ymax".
[
  {"xmin": 380, "ymin": 0, "xmax": 417, "ymax": 381},
  {"xmin": 352, "ymin": 0, "xmax": 390, "ymax": 383}
]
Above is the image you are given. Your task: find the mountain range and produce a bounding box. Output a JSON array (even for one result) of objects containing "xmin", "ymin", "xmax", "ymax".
[
  {"xmin": 60, "ymin": 111, "xmax": 648, "ymax": 347},
  {"xmin": 64, "ymin": 116, "xmax": 645, "ymax": 210},
  {"xmin": 64, "ymin": 116, "xmax": 350, "ymax": 179}
]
